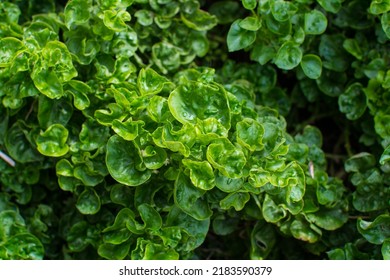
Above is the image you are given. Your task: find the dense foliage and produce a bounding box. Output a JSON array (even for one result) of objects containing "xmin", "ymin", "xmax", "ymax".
[{"xmin": 0, "ymin": 0, "xmax": 389, "ymax": 260}]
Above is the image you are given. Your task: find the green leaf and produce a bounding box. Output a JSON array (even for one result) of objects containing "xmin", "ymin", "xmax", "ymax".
[
  {"xmin": 370, "ymin": 0, "xmax": 390, "ymax": 15},
  {"xmin": 338, "ymin": 83, "xmax": 367, "ymax": 120},
  {"xmin": 290, "ymin": 219, "xmax": 320, "ymax": 243},
  {"xmin": 357, "ymin": 215, "xmax": 390, "ymax": 245},
  {"xmin": 0, "ymin": 38, "xmax": 24, "ymax": 66},
  {"xmin": 106, "ymin": 135, "xmax": 152, "ymax": 186},
  {"xmin": 112, "ymin": 118, "xmax": 143, "ymax": 141},
  {"xmin": 345, "ymin": 153, "xmax": 376, "ymax": 173},
  {"xmin": 262, "ymin": 194, "xmax": 287, "ymax": 223},
  {"xmin": 103, "ymin": 10, "xmax": 131, "ymax": 32},
  {"xmin": 250, "ymin": 221, "xmax": 276, "ymax": 260},
  {"xmin": 236, "ymin": 118, "xmax": 264, "ymax": 151},
  {"xmin": 304, "ymin": 10, "xmax": 327, "ymax": 35},
  {"xmin": 168, "ymin": 81, "xmax": 231, "ymax": 129},
  {"xmin": 301, "ymin": 54, "xmax": 322, "ymax": 79},
  {"xmin": 271, "ymin": 1, "xmax": 298, "ymax": 22},
  {"xmin": 239, "ymin": 16, "xmax": 262, "ymax": 31},
  {"xmin": 76, "ymin": 188, "xmax": 101, "ymax": 215},
  {"xmin": 207, "ymin": 139, "xmax": 246, "ymax": 179},
  {"xmin": 181, "ymin": 9, "xmax": 218, "ymax": 31},
  {"xmin": 317, "ymin": 0, "xmax": 342, "ymax": 13},
  {"xmin": 220, "ymin": 191, "xmax": 250, "ymax": 211},
  {"xmin": 242, "ymin": 0, "xmax": 257, "ymax": 10},
  {"xmin": 274, "ymin": 42, "xmax": 302, "ymax": 70},
  {"xmin": 182, "ymin": 159, "xmax": 215, "ymax": 191},
  {"xmin": 5, "ymin": 122, "xmax": 43, "ymax": 163},
  {"xmin": 307, "ymin": 207, "xmax": 348, "ymax": 230},
  {"xmin": 38, "ymin": 95, "xmax": 73, "ymax": 129},
  {"xmin": 215, "ymin": 173, "xmax": 244, "ymax": 193},
  {"xmin": 98, "ymin": 240, "xmax": 131, "ymax": 260},
  {"xmin": 382, "ymin": 239, "xmax": 390, "ymax": 260},
  {"xmin": 227, "ymin": 19, "xmax": 256, "ymax": 52},
  {"xmin": 381, "ymin": 12, "xmax": 390, "ymax": 38},
  {"xmin": 174, "ymin": 173, "xmax": 212, "ymax": 221},
  {"xmin": 343, "ymin": 38, "xmax": 363, "ymax": 60},
  {"xmin": 64, "ymin": 0, "xmax": 91, "ymax": 29},
  {"xmin": 36, "ymin": 124, "xmax": 69, "ymax": 157},
  {"xmin": 0, "ymin": 233, "xmax": 44, "ymax": 260},
  {"xmin": 137, "ymin": 68, "xmax": 170, "ymax": 95},
  {"xmin": 134, "ymin": 9, "xmax": 154, "ymax": 26}
]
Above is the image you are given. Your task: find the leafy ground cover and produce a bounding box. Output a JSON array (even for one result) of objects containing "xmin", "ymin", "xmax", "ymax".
[{"xmin": 0, "ymin": 0, "xmax": 389, "ymax": 260}]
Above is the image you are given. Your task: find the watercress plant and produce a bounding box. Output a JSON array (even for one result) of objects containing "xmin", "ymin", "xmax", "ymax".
[{"xmin": 0, "ymin": 0, "xmax": 389, "ymax": 260}]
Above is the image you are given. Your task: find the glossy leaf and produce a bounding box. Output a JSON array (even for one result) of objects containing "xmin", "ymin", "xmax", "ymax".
[
  {"xmin": 357, "ymin": 215, "xmax": 390, "ymax": 245},
  {"xmin": 338, "ymin": 83, "xmax": 367, "ymax": 120},
  {"xmin": 304, "ymin": 10, "xmax": 327, "ymax": 35},
  {"xmin": 301, "ymin": 54, "xmax": 322, "ymax": 79},
  {"xmin": 182, "ymin": 159, "xmax": 215, "ymax": 191},
  {"xmin": 36, "ymin": 124, "xmax": 69, "ymax": 157},
  {"xmin": 220, "ymin": 191, "xmax": 250, "ymax": 211},
  {"xmin": 76, "ymin": 188, "xmax": 101, "ymax": 215},
  {"xmin": 227, "ymin": 19, "xmax": 256, "ymax": 52},
  {"xmin": 236, "ymin": 118, "xmax": 264, "ymax": 151},
  {"xmin": 174, "ymin": 173, "xmax": 212, "ymax": 221},
  {"xmin": 274, "ymin": 42, "xmax": 302, "ymax": 70},
  {"xmin": 106, "ymin": 135, "xmax": 152, "ymax": 186}
]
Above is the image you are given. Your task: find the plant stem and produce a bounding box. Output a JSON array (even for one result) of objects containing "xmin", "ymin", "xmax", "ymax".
[{"xmin": 0, "ymin": 150, "xmax": 16, "ymax": 167}]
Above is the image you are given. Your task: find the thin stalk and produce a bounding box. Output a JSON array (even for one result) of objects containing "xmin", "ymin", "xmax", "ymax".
[{"xmin": 0, "ymin": 150, "xmax": 16, "ymax": 167}]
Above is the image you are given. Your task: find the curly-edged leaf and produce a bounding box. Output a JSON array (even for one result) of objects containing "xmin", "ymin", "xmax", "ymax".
[
  {"xmin": 76, "ymin": 188, "xmax": 101, "ymax": 215},
  {"xmin": 4, "ymin": 122, "xmax": 42, "ymax": 163},
  {"xmin": 242, "ymin": 0, "xmax": 257, "ymax": 10},
  {"xmin": 38, "ymin": 95, "xmax": 73, "ymax": 129},
  {"xmin": 227, "ymin": 19, "xmax": 256, "ymax": 52},
  {"xmin": 317, "ymin": 0, "xmax": 342, "ymax": 13},
  {"xmin": 316, "ymin": 179, "xmax": 345, "ymax": 206},
  {"xmin": 295, "ymin": 125, "xmax": 323, "ymax": 147},
  {"xmin": 236, "ymin": 118, "xmax": 264, "ymax": 151},
  {"xmin": 166, "ymin": 206, "xmax": 210, "ymax": 251},
  {"xmin": 102, "ymin": 9, "xmax": 131, "ymax": 32},
  {"xmin": 181, "ymin": 9, "xmax": 218, "ymax": 31},
  {"xmin": 304, "ymin": 10, "xmax": 327, "ymax": 35},
  {"xmin": 134, "ymin": 9, "xmax": 154, "ymax": 26},
  {"xmin": 64, "ymin": 0, "xmax": 91, "ymax": 29},
  {"xmin": 152, "ymin": 42, "xmax": 181, "ymax": 74},
  {"xmin": 106, "ymin": 135, "xmax": 152, "ymax": 186},
  {"xmin": 131, "ymin": 239, "xmax": 179, "ymax": 260},
  {"xmin": 31, "ymin": 65, "xmax": 64, "ymax": 99},
  {"xmin": 152, "ymin": 122, "xmax": 196, "ymax": 157},
  {"xmin": 102, "ymin": 209, "xmax": 133, "ymax": 244},
  {"xmin": 307, "ymin": 207, "xmax": 348, "ymax": 230},
  {"xmin": 380, "ymin": 145, "xmax": 390, "ymax": 165},
  {"xmin": 95, "ymin": 103, "xmax": 126, "ymax": 126},
  {"xmin": 140, "ymin": 145, "xmax": 166, "ymax": 170},
  {"xmin": 110, "ymin": 29, "xmax": 138, "ymax": 58},
  {"xmin": 79, "ymin": 120, "xmax": 110, "ymax": 151},
  {"xmin": 137, "ymin": 68, "xmax": 170, "ymax": 96},
  {"xmin": 212, "ymin": 215, "xmax": 240, "ymax": 236},
  {"xmin": 207, "ymin": 139, "xmax": 246, "ymax": 179},
  {"xmin": 274, "ymin": 42, "xmax": 302, "ymax": 70},
  {"xmin": 220, "ymin": 191, "xmax": 250, "ymax": 211},
  {"xmin": 98, "ymin": 240, "xmax": 131, "ymax": 260},
  {"xmin": 110, "ymin": 184, "xmax": 135, "ymax": 207},
  {"xmin": 370, "ymin": 0, "xmax": 390, "ymax": 15},
  {"xmin": 182, "ymin": 159, "xmax": 215, "ymax": 191},
  {"xmin": 319, "ymin": 35, "xmax": 349, "ymax": 72},
  {"xmin": 0, "ymin": 38, "xmax": 24, "ymax": 66},
  {"xmin": 301, "ymin": 54, "xmax": 322, "ymax": 79},
  {"xmin": 238, "ymin": 16, "xmax": 262, "ymax": 31},
  {"xmin": 0, "ymin": 233, "xmax": 44, "ymax": 260},
  {"xmin": 374, "ymin": 112, "xmax": 390, "ymax": 139},
  {"xmin": 174, "ymin": 173, "xmax": 212, "ymax": 221},
  {"xmin": 36, "ymin": 124, "xmax": 69, "ymax": 157},
  {"xmin": 290, "ymin": 219, "xmax": 321, "ymax": 243},
  {"xmin": 215, "ymin": 173, "xmax": 244, "ymax": 193},
  {"xmin": 136, "ymin": 204, "xmax": 162, "ymax": 231},
  {"xmin": 271, "ymin": 1, "xmax": 298, "ymax": 22},
  {"xmin": 250, "ymin": 221, "xmax": 276, "ymax": 260},
  {"xmin": 112, "ymin": 118, "xmax": 143, "ymax": 141},
  {"xmin": 262, "ymin": 194, "xmax": 287, "ymax": 223},
  {"xmin": 74, "ymin": 164, "xmax": 105, "ymax": 187},
  {"xmin": 168, "ymin": 81, "xmax": 231, "ymax": 129},
  {"xmin": 357, "ymin": 215, "xmax": 390, "ymax": 245},
  {"xmin": 0, "ymin": 210, "xmax": 26, "ymax": 239},
  {"xmin": 338, "ymin": 83, "xmax": 367, "ymax": 120},
  {"xmin": 66, "ymin": 80, "xmax": 91, "ymax": 110},
  {"xmin": 381, "ymin": 12, "xmax": 390, "ymax": 38},
  {"xmin": 382, "ymin": 239, "xmax": 390, "ymax": 260},
  {"xmin": 345, "ymin": 152, "xmax": 376, "ymax": 173}
]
